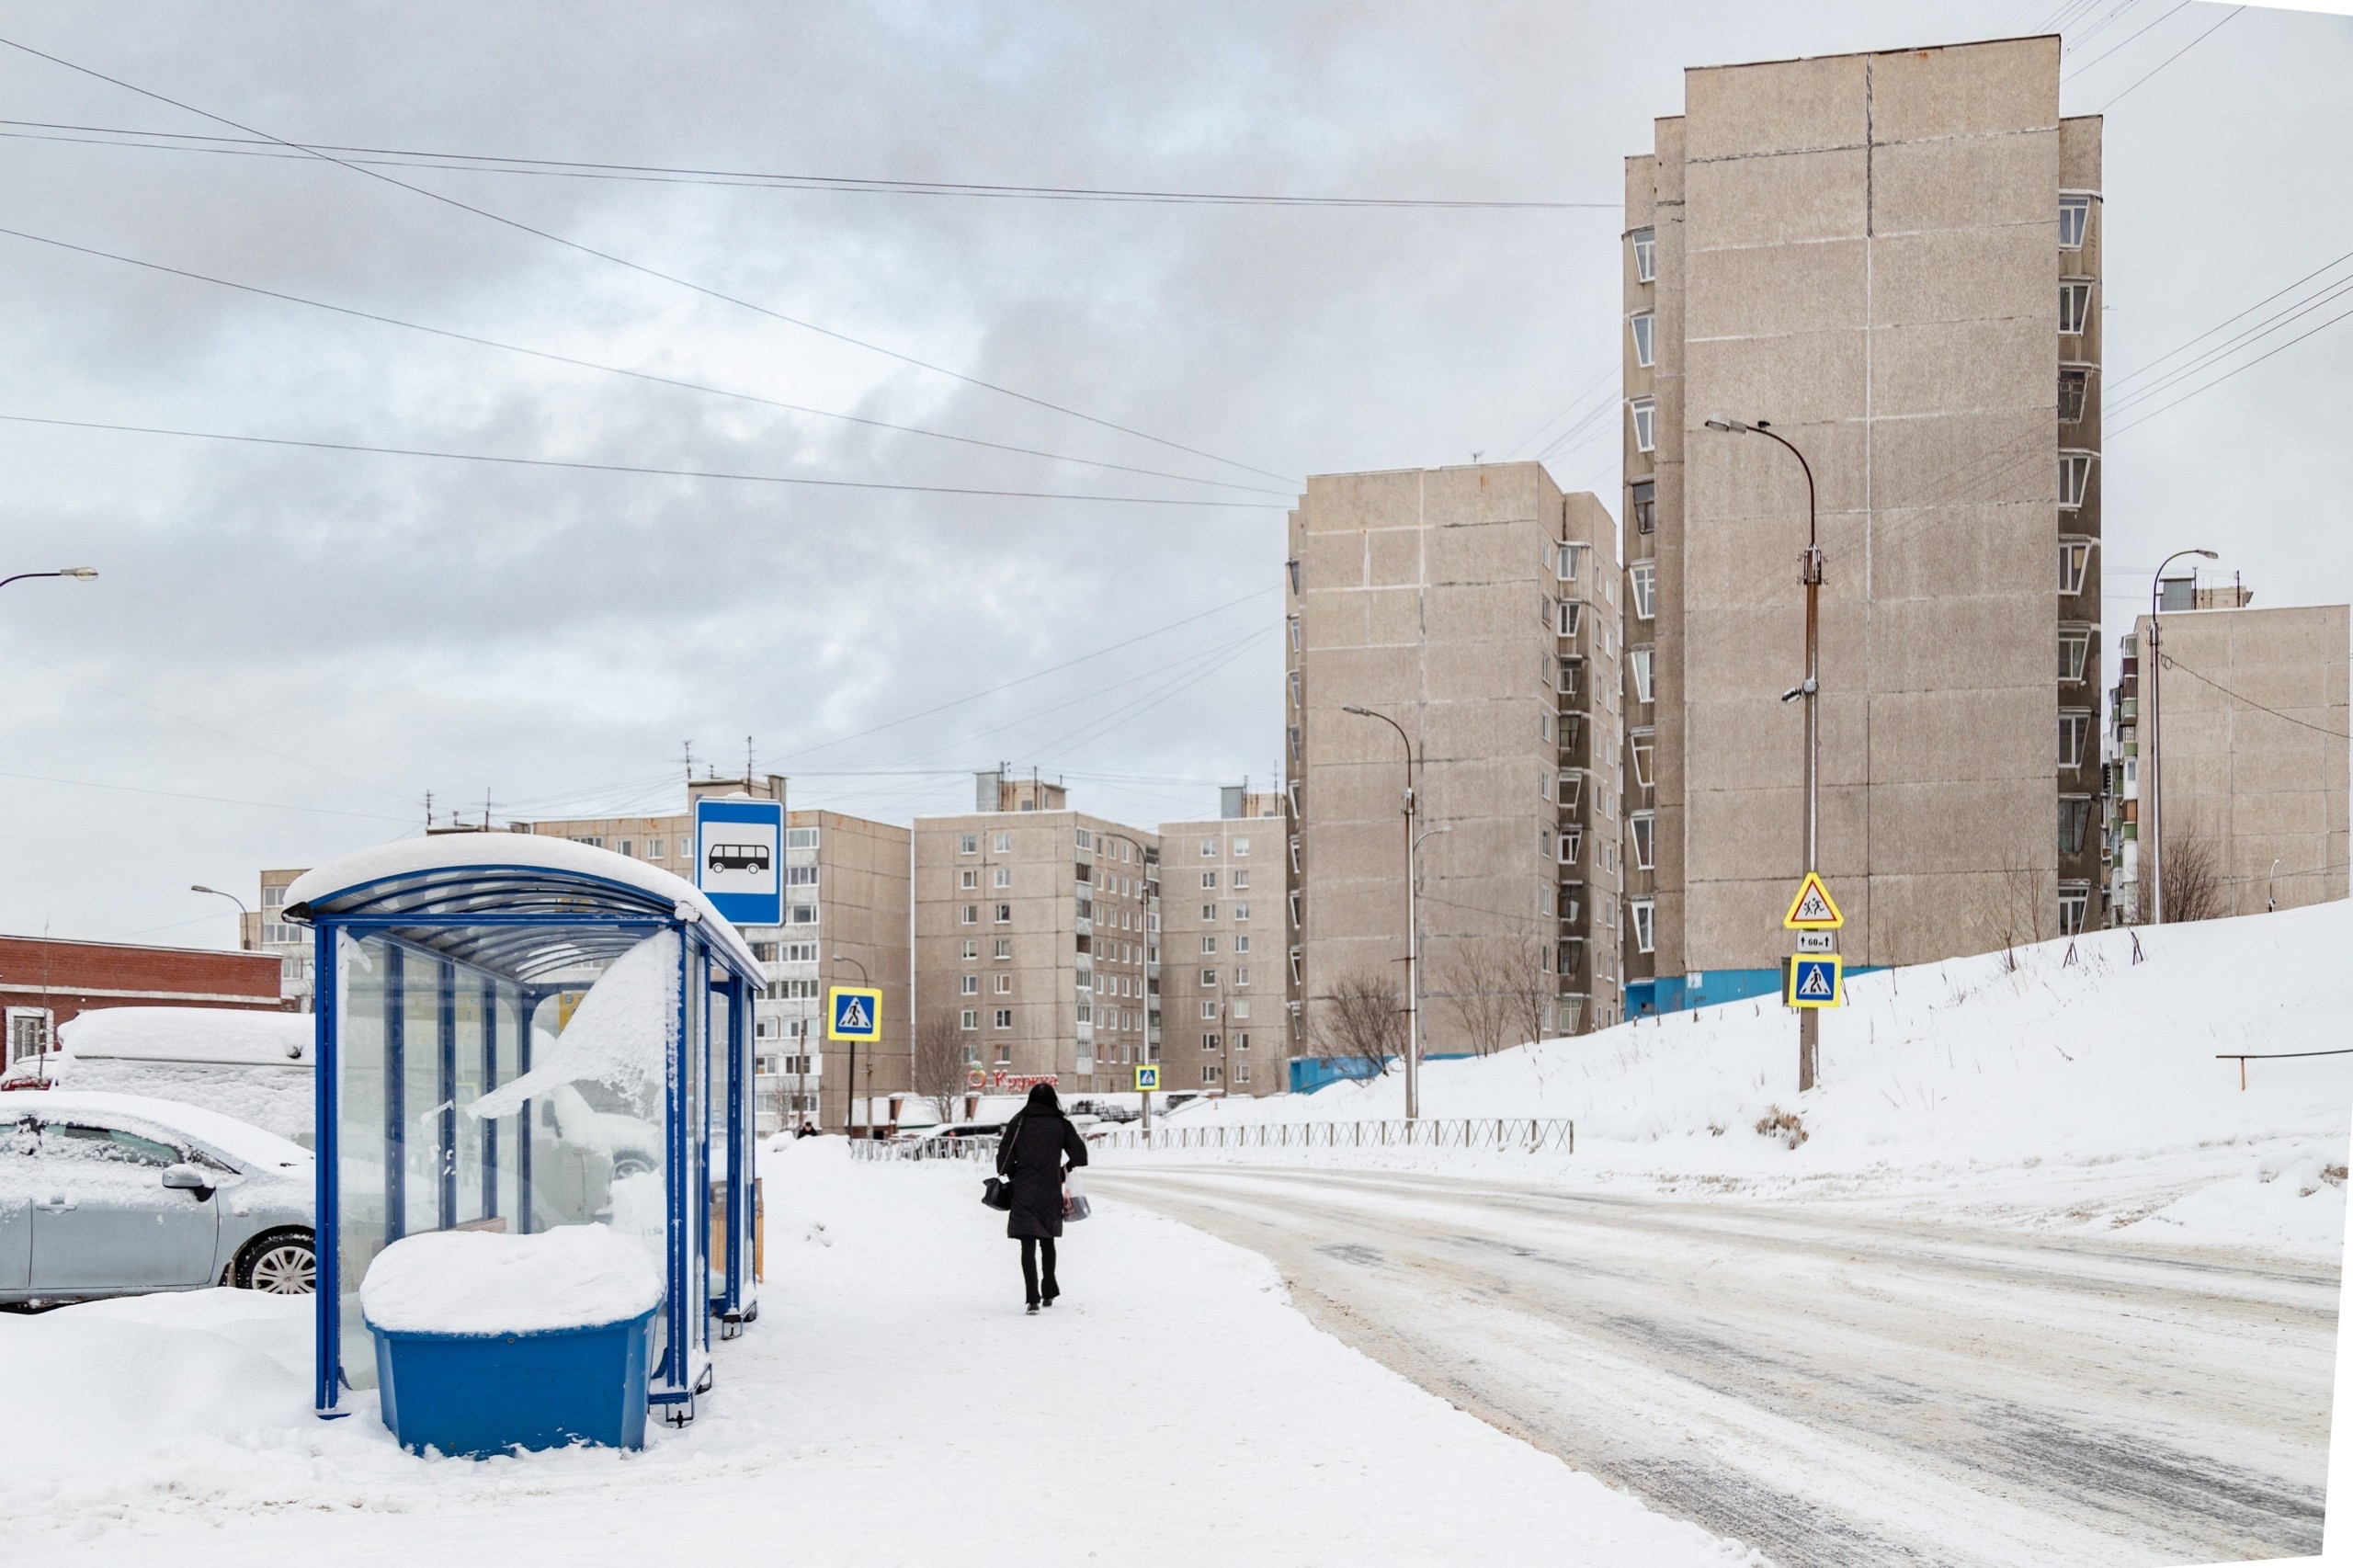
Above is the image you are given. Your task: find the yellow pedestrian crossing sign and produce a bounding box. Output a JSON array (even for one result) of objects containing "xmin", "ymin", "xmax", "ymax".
[
  {"xmin": 1134, "ymin": 1064, "xmax": 1160, "ymax": 1092},
  {"xmin": 1782, "ymin": 871, "xmax": 1844, "ymax": 930},
  {"xmin": 826, "ymin": 986, "xmax": 882, "ymax": 1042},
  {"xmin": 1786, "ymin": 955, "xmax": 1843, "ymax": 1009}
]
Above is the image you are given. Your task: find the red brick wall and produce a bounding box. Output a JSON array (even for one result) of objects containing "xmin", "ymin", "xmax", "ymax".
[{"xmin": 0, "ymin": 935, "xmax": 290, "ymax": 1032}]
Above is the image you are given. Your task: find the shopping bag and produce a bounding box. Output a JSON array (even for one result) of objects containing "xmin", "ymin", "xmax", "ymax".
[{"xmin": 1063, "ymin": 1169, "xmax": 1091, "ymax": 1221}]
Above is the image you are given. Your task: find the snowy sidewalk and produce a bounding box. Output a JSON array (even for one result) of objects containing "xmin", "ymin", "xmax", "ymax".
[{"xmin": 0, "ymin": 1139, "xmax": 1755, "ymax": 1566}]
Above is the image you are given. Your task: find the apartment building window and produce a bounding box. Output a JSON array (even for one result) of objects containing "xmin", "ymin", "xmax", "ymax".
[
  {"xmin": 1288, "ymin": 725, "xmax": 1302, "ymax": 762},
  {"xmin": 1286, "ymin": 559, "xmax": 1302, "ymax": 595},
  {"xmin": 993, "ymin": 833, "xmax": 1012, "ymax": 853},
  {"xmin": 1287, "ymin": 670, "xmax": 1302, "ymax": 710},
  {"xmin": 961, "ymin": 1009, "xmax": 978, "ymax": 1030},
  {"xmin": 2057, "ymin": 881, "xmax": 2091, "ymax": 936},
  {"xmin": 1233, "ymin": 837, "xmax": 1250, "ymax": 857},
  {"xmin": 1630, "ymin": 561, "xmax": 1656, "ymax": 621},
  {"xmin": 1289, "ymin": 890, "xmax": 1302, "ymax": 927},
  {"xmin": 1631, "ymin": 226, "xmax": 1655, "ymax": 281},
  {"xmin": 1630, "ymin": 729, "xmax": 1655, "ymax": 789},
  {"xmin": 1199, "ymin": 936, "xmax": 1218, "ymax": 955},
  {"xmin": 960, "ymin": 869, "xmax": 978, "ymax": 891},
  {"xmin": 995, "ymin": 974, "xmax": 1013, "ymax": 995},
  {"xmin": 786, "ymin": 942, "xmax": 818, "ymax": 962},
  {"xmin": 995, "ymin": 903, "xmax": 1012, "ymax": 924},
  {"xmin": 1558, "ymin": 657, "xmax": 1584, "ymax": 697},
  {"xmin": 1233, "ymin": 869, "xmax": 1250, "ymax": 890},
  {"xmin": 2059, "ymin": 538, "xmax": 2095, "ymax": 596},
  {"xmin": 1558, "ymin": 769, "xmax": 1584, "ymax": 810},
  {"xmin": 1630, "ymin": 646, "xmax": 1655, "ymax": 705},
  {"xmin": 1631, "ymin": 479, "xmax": 1655, "ymax": 535},
  {"xmin": 1630, "ymin": 310, "xmax": 1655, "ymax": 369},
  {"xmin": 1289, "ymin": 947, "xmax": 1303, "ymax": 984},
  {"xmin": 961, "ymin": 940, "xmax": 978, "ymax": 960},
  {"xmin": 2059, "ymin": 282, "xmax": 2093, "ymax": 335},
  {"xmin": 2059, "ymin": 624, "xmax": 2092, "ymax": 683},
  {"xmin": 1557, "ymin": 542, "xmax": 1584, "ymax": 583},
  {"xmin": 995, "ymin": 938, "xmax": 1013, "ymax": 960},
  {"xmin": 1235, "ymin": 1062, "xmax": 1250, "ymax": 1085},
  {"xmin": 1559, "ymin": 825, "xmax": 1584, "ymax": 865},
  {"xmin": 1200, "ymin": 1064, "xmax": 1221, "ymax": 1085},
  {"xmin": 2059, "ymin": 796, "xmax": 2094, "ymax": 857},
  {"xmin": 1235, "ymin": 966, "xmax": 1251, "ymax": 985},
  {"xmin": 2058, "ymin": 710, "xmax": 2092, "ymax": 768},
  {"xmin": 1630, "ymin": 396, "xmax": 1657, "ymax": 454},
  {"xmin": 1556, "ymin": 599, "xmax": 1583, "ymax": 638},
  {"xmin": 1074, "ymin": 828, "xmax": 1094, "ymax": 850},
  {"xmin": 1233, "ymin": 934, "xmax": 1251, "ymax": 954},
  {"xmin": 1200, "ymin": 903, "xmax": 1218, "ymax": 922},
  {"xmin": 2058, "ymin": 194, "xmax": 2091, "ymax": 250},
  {"xmin": 1562, "ymin": 714, "xmax": 1583, "ymax": 753},
  {"xmin": 1199, "ymin": 1001, "xmax": 1220, "ymax": 1022},
  {"xmin": 788, "ymin": 904, "xmax": 817, "ymax": 925},
  {"xmin": 1199, "ymin": 968, "xmax": 1218, "ymax": 986},
  {"xmin": 1631, "ymin": 899, "xmax": 1656, "ymax": 955},
  {"xmin": 1559, "ymin": 883, "xmax": 1583, "ymax": 924},
  {"xmin": 960, "ymin": 834, "xmax": 977, "ymax": 854},
  {"xmin": 995, "ymin": 1009, "xmax": 1013, "ymax": 1029},
  {"xmin": 644, "ymin": 837, "xmax": 665, "ymax": 860},
  {"xmin": 1288, "ymin": 616, "xmax": 1302, "ymax": 651},
  {"xmin": 751, "ymin": 941, "xmax": 780, "ymax": 961},
  {"xmin": 2059, "ymin": 367, "xmax": 2091, "ymax": 425},
  {"xmin": 961, "ymin": 975, "xmax": 979, "ymax": 996},
  {"xmin": 1630, "ymin": 812, "xmax": 1656, "ymax": 872},
  {"xmin": 2059, "ymin": 452, "xmax": 2095, "ymax": 510},
  {"xmin": 1200, "ymin": 869, "xmax": 1219, "ymax": 889},
  {"xmin": 1230, "ymin": 904, "xmax": 1249, "ymax": 926}
]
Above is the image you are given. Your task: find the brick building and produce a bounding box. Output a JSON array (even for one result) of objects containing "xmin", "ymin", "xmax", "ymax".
[{"xmin": 1, "ymin": 934, "xmax": 290, "ymax": 1069}]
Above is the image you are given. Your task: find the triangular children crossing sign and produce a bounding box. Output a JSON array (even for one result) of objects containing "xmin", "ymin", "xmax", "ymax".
[{"xmin": 1782, "ymin": 871, "xmax": 1844, "ymax": 930}]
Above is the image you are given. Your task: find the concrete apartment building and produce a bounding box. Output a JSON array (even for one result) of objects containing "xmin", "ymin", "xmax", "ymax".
[
  {"xmin": 1621, "ymin": 35, "xmax": 2103, "ymax": 1011},
  {"xmin": 2105, "ymin": 583, "xmax": 2349, "ymax": 923},
  {"xmin": 912, "ymin": 772, "xmax": 1160, "ymax": 1100},
  {"xmin": 1289, "ymin": 463, "xmax": 1625, "ymax": 1068},
  {"xmin": 244, "ymin": 869, "xmax": 316, "ymax": 1009},
  {"xmin": 1157, "ymin": 787, "xmax": 1288, "ymax": 1095}
]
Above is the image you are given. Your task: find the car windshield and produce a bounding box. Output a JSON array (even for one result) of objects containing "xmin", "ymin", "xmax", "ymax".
[{"xmin": 45, "ymin": 1122, "xmax": 181, "ymax": 1167}]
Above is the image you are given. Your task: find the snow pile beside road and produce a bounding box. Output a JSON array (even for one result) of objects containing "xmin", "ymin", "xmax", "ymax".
[
  {"xmin": 1150, "ymin": 903, "xmax": 2353, "ymax": 1247},
  {"xmin": 359, "ymin": 1224, "xmax": 664, "ymax": 1334},
  {"xmin": 53, "ymin": 1006, "xmax": 311, "ymax": 1064},
  {"xmin": 0, "ymin": 1140, "xmax": 1758, "ymax": 1567}
]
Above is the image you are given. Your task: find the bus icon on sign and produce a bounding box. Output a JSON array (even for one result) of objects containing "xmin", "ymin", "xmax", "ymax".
[{"xmin": 707, "ymin": 843, "xmax": 771, "ymax": 875}]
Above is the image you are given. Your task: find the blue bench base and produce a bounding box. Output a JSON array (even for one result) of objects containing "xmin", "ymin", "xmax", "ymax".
[{"xmin": 369, "ymin": 1310, "xmax": 655, "ymax": 1458}]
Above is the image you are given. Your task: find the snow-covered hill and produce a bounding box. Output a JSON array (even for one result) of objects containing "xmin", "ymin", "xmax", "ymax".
[{"xmin": 1142, "ymin": 902, "xmax": 2353, "ymax": 1254}]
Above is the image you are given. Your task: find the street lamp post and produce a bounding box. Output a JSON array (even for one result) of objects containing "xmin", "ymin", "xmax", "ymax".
[
  {"xmin": 191, "ymin": 883, "xmax": 250, "ymax": 939},
  {"xmin": 1704, "ymin": 416, "xmax": 1823, "ymax": 1091},
  {"xmin": 1096, "ymin": 828, "xmax": 1154, "ymax": 1086},
  {"xmin": 1341, "ymin": 704, "xmax": 1427, "ymax": 1119},
  {"xmin": 833, "ymin": 953, "xmax": 868, "ymax": 1137},
  {"xmin": 2143, "ymin": 549, "xmax": 2219, "ymax": 926}
]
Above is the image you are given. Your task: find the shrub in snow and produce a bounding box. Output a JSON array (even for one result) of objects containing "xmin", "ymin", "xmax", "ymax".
[{"xmin": 1754, "ymin": 1108, "xmax": 1808, "ymax": 1150}]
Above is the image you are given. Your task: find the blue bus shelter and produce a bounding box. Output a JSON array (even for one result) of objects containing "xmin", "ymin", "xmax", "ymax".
[{"xmin": 284, "ymin": 837, "xmax": 764, "ymax": 1429}]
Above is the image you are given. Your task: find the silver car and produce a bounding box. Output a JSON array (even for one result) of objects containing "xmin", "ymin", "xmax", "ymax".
[{"xmin": 0, "ymin": 1089, "xmax": 313, "ymax": 1305}]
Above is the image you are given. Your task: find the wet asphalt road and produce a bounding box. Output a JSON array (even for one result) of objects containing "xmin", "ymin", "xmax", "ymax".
[{"xmin": 1091, "ymin": 1165, "xmax": 2337, "ymax": 1568}]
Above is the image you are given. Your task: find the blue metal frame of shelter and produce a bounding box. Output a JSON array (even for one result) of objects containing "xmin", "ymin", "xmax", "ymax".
[{"xmin": 290, "ymin": 861, "xmax": 761, "ymax": 1424}]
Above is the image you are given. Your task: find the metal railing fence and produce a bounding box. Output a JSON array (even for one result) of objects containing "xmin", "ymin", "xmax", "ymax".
[{"xmin": 847, "ymin": 1118, "xmax": 1574, "ymax": 1161}]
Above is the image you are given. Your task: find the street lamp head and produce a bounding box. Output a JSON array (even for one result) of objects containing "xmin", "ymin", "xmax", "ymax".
[
  {"xmin": 191, "ymin": 883, "xmax": 218, "ymax": 895},
  {"xmin": 1341, "ymin": 703, "xmax": 1372, "ymax": 716},
  {"xmin": 2193, "ymin": 549, "xmax": 2219, "ymax": 560},
  {"xmin": 1703, "ymin": 415, "xmax": 1745, "ymax": 433},
  {"xmin": 61, "ymin": 567, "xmax": 98, "ymax": 581}
]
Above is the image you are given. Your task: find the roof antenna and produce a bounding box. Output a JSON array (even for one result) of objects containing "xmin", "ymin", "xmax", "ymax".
[
  {"xmin": 745, "ymin": 735, "xmax": 756, "ymax": 785},
  {"xmin": 682, "ymin": 740, "xmax": 695, "ymax": 786},
  {"xmin": 424, "ymin": 789, "xmax": 434, "ymax": 828}
]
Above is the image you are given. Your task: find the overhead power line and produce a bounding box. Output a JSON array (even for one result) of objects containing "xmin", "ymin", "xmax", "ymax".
[
  {"xmin": 0, "ymin": 35, "xmax": 1300, "ymax": 488},
  {"xmin": 0, "ymin": 119, "xmax": 1613, "ymax": 210},
  {"xmin": 0, "ymin": 224, "xmax": 1287, "ymax": 498},
  {"xmin": 0, "ymin": 767, "xmax": 415, "ymax": 822},
  {"xmin": 2099, "ymin": 4, "xmax": 2245, "ymax": 108},
  {"xmin": 2157, "ymin": 655, "xmax": 2353, "ymax": 740},
  {"xmin": 0, "ymin": 411, "xmax": 1284, "ymax": 507}
]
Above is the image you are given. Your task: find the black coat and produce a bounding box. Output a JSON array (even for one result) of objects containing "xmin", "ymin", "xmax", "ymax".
[{"xmin": 995, "ymin": 1108, "xmax": 1088, "ymax": 1239}]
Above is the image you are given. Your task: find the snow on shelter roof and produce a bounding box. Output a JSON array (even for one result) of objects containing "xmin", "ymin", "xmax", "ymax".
[{"xmin": 283, "ymin": 834, "xmax": 762, "ymax": 982}]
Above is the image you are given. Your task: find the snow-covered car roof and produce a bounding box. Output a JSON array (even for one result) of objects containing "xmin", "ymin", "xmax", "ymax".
[
  {"xmin": 284, "ymin": 832, "xmax": 762, "ymax": 977},
  {"xmin": 2, "ymin": 1090, "xmax": 312, "ymax": 1173},
  {"xmin": 54, "ymin": 1006, "xmax": 312, "ymax": 1066}
]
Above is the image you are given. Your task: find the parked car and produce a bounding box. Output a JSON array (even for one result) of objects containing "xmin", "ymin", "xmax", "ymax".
[
  {"xmin": 904, "ymin": 1121, "xmax": 1005, "ymax": 1143},
  {"xmin": 0, "ymin": 1091, "xmax": 314, "ymax": 1306},
  {"xmin": 1067, "ymin": 1098, "xmax": 1138, "ymax": 1124}
]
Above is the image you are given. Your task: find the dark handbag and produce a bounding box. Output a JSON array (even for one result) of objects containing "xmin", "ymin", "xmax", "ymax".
[{"xmin": 982, "ymin": 1176, "xmax": 1012, "ymax": 1211}]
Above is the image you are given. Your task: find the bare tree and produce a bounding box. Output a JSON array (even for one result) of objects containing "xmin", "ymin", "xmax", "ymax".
[
  {"xmin": 1497, "ymin": 936, "xmax": 1555, "ymax": 1050},
  {"xmin": 1975, "ymin": 852, "xmax": 2053, "ymax": 971},
  {"xmin": 1438, "ymin": 942, "xmax": 1513, "ymax": 1058},
  {"xmin": 1306, "ymin": 969, "xmax": 1405, "ymax": 1080},
  {"xmin": 912, "ymin": 1010, "xmax": 972, "ymax": 1122},
  {"xmin": 2159, "ymin": 826, "xmax": 2225, "ymax": 923}
]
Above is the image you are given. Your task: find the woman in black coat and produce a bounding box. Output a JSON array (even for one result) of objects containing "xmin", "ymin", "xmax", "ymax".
[{"xmin": 995, "ymin": 1083, "xmax": 1089, "ymax": 1313}]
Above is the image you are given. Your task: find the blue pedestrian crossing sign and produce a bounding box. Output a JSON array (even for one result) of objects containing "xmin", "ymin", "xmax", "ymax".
[
  {"xmin": 826, "ymin": 985, "xmax": 882, "ymax": 1042},
  {"xmin": 1134, "ymin": 1064, "xmax": 1160, "ymax": 1092},
  {"xmin": 1786, "ymin": 955, "xmax": 1843, "ymax": 1009}
]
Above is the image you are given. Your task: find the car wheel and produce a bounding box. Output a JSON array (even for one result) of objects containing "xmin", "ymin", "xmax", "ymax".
[{"xmin": 236, "ymin": 1229, "xmax": 316, "ymax": 1295}]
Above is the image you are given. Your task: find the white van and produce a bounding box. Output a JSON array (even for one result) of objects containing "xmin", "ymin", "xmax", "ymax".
[{"xmin": 0, "ymin": 1006, "xmax": 313, "ymax": 1148}]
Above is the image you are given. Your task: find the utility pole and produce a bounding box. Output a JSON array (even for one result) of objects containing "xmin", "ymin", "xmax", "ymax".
[
  {"xmin": 1705, "ymin": 416, "xmax": 1821, "ymax": 1091},
  {"xmin": 2144, "ymin": 549, "xmax": 2219, "ymax": 926}
]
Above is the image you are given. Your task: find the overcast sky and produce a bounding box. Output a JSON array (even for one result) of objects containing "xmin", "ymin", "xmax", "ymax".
[{"xmin": 1, "ymin": 0, "xmax": 2347, "ymax": 949}]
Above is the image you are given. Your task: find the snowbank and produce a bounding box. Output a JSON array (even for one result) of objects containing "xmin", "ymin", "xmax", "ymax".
[
  {"xmin": 0, "ymin": 1141, "xmax": 1757, "ymax": 1566},
  {"xmin": 360, "ymin": 1225, "xmax": 664, "ymax": 1335},
  {"xmin": 284, "ymin": 833, "xmax": 759, "ymax": 973},
  {"xmin": 470, "ymin": 930, "xmax": 676, "ymax": 1121},
  {"xmin": 1135, "ymin": 903, "xmax": 2353, "ymax": 1250},
  {"xmin": 54, "ymin": 1006, "xmax": 310, "ymax": 1064}
]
